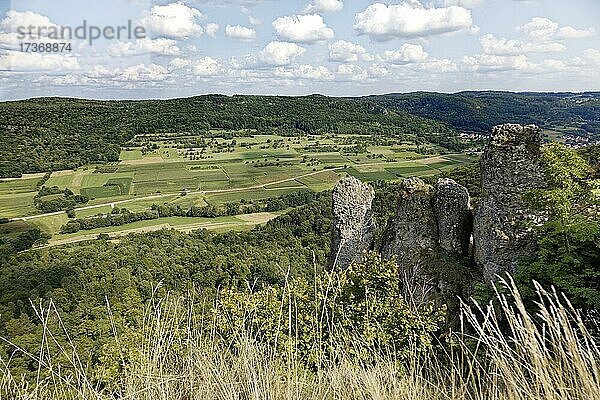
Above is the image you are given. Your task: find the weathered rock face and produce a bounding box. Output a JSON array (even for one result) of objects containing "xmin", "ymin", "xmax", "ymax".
[
  {"xmin": 378, "ymin": 177, "xmax": 473, "ymax": 307},
  {"xmin": 380, "ymin": 177, "xmax": 472, "ymax": 264},
  {"xmin": 380, "ymin": 177, "xmax": 438, "ymax": 266},
  {"xmin": 473, "ymin": 123, "xmax": 547, "ymax": 281},
  {"xmin": 434, "ymin": 178, "xmax": 472, "ymax": 256},
  {"xmin": 330, "ymin": 123, "xmax": 546, "ymax": 287},
  {"xmin": 329, "ymin": 176, "xmax": 376, "ymax": 269}
]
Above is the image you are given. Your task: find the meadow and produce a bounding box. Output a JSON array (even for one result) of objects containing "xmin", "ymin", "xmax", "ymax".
[
  {"xmin": 0, "ymin": 132, "xmax": 476, "ymax": 241},
  {"xmin": 43, "ymin": 212, "xmax": 284, "ymax": 248}
]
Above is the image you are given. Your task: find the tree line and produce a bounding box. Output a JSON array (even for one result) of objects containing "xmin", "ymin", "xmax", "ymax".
[{"xmin": 60, "ymin": 191, "xmax": 327, "ymax": 234}]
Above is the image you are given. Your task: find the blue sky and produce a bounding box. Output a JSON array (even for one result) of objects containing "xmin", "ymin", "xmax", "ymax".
[{"xmin": 0, "ymin": 0, "xmax": 599, "ymax": 100}]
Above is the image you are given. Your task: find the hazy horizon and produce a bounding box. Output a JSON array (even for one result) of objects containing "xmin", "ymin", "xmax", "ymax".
[{"xmin": 4, "ymin": 89, "xmax": 600, "ymax": 103}]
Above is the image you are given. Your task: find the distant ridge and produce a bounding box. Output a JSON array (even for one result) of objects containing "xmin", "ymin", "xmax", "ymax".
[{"xmin": 360, "ymin": 91, "xmax": 600, "ymax": 134}]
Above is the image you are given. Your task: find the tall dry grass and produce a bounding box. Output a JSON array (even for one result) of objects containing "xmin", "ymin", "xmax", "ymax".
[{"xmin": 1, "ymin": 276, "xmax": 598, "ymax": 400}]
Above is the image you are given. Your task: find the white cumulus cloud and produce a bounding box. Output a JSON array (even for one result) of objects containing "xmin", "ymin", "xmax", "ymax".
[
  {"xmin": 45, "ymin": 65, "xmax": 173, "ymax": 88},
  {"xmin": 354, "ymin": 2, "xmax": 473, "ymax": 41},
  {"xmin": 583, "ymin": 48, "xmax": 600, "ymax": 65},
  {"xmin": 107, "ymin": 38, "xmax": 181, "ymax": 57},
  {"xmin": 0, "ymin": 32, "xmax": 68, "ymax": 51},
  {"xmin": 0, "ymin": 32, "xmax": 20, "ymax": 49},
  {"xmin": 462, "ymin": 54, "xmax": 531, "ymax": 72},
  {"xmin": 193, "ymin": 57, "xmax": 221, "ymax": 76},
  {"xmin": 480, "ymin": 34, "xmax": 565, "ymax": 55},
  {"xmin": 272, "ymin": 14, "xmax": 334, "ymax": 44},
  {"xmin": 0, "ymin": 51, "xmax": 79, "ymax": 71},
  {"xmin": 554, "ymin": 26, "xmax": 596, "ymax": 40},
  {"xmin": 0, "ymin": 10, "xmax": 57, "ymax": 34},
  {"xmin": 140, "ymin": 2, "xmax": 204, "ymax": 39},
  {"xmin": 116, "ymin": 64, "xmax": 170, "ymax": 82},
  {"xmin": 225, "ymin": 24, "xmax": 257, "ymax": 40},
  {"xmin": 419, "ymin": 58, "xmax": 459, "ymax": 73},
  {"xmin": 206, "ymin": 23, "xmax": 219, "ymax": 38},
  {"xmin": 369, "ymin": 64, "xmax": 390, "ymax": 77},
  {"xmin": 275, "ymin": 64, "xmax": 334, "ymax": 80},
  {"xmin": 382, "ymin": 43, "xmax": 428, "ymax": 64},
  {"xmin": 169, "ymin": 58, "xmax": 191, "ymax": 70},
  {"xmin": 249, "ymin": 15, "xmax": 261, "ymax": 26},
  {"xmin": 259, "ymin": 41, "xmax": 306, "ymax": 66},
  {"xmin": 437, "ymin": 0, "xmax": 483, "ymax": 7},
  {"xmin": 303, "ymin": 0, "xmax": 344, "ymax": 14},
  {"xmin": 336, "ymin": 64, "xmax": 368, "ymax": 81},
  {"xmin": 519, "ymin": 17, "xmax": 595, "ymax": 41},
  {"xmin": 0, "ymin": 10, "xmax": 64, "ymax": 50},
  {"xmin": 328, "ymin": 40, "xmax": 371, "ymax": 62}
]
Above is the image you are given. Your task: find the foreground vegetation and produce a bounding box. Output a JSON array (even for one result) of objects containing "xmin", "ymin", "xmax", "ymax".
[
  {"xmin": 1, "ymin": 271, "xmax": 598, "ymax": 400},
  {"xmin": 0, "ymin": 143, "xmax": 597, "ymax": 400}
]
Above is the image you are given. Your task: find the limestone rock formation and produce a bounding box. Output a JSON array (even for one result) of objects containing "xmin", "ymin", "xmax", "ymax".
[
  {"xmin": 380, "ymin": 177, "xmax": 439, "ymax": 266},
  {"xmin": 329, "ymin": 176, "xmax": 376, "ymax": 269},
  {"xmin": 473, "ymin": 123, "xmax": 547, "ymax": 281},
  {"xmin": 330, "ymin": 123, "xmax": 546, "ymax": 286},
  {"xmin": 434, "ymin": 178, "xmax": 472, "ymax": 256},
  {"xmin": 378, "ymin": 177, "xmax": 473, "ymax": 307},
  {"xmin": 381, "ymin": 177, "xmax": 472, "ymax": 265}
]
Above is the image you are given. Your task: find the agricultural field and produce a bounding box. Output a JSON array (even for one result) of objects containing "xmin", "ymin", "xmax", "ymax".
[
  {"xmin": 0, "ymin": 131, "xmax": 477, "ymax": 244},
  {"xmin": 0, "ymin": 176, "xmax": 40, "ymax": 218},
  {"xmin": 43, "ymin": 211, "xmax": 285, "ymax": 249}
]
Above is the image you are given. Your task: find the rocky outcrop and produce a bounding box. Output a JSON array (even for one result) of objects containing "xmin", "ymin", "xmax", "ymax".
[
  {"xmin": 434, "ymin": 178, "xmax": 472, "ymax": 256},
  {"xmin": 329, "ymin": 176, "xmax": 376, "ymax": 269},
  {"xmin": 378, "ymin": 177, "xmax": 472, "ymax": 307},
  {"xmin": 473, "ymin": 124, "xmax": 547, "ymax": 281},
  {"xmin": 381, "ymin": 177, "xmax": 472, "ymax": 264},
  {"xmin": 329, "ymin": 123, "xmax": 547, "ymax": 287},
  {"xmin": 380, "ymin": 177, "xmax": 439, "ymax": 266}
]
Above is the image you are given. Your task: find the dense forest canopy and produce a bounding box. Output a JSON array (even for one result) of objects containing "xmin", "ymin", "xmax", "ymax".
[
  {"xmin": 0, "ymin": 195, "xmax": 333, "ymax": 380},
  {"xmin": 1, "ymin": 95, "xmax": 451, "ymax": 135},
  {"xmin": 362, "ymin": 91, "xmax": 600, "ymax": 135}
]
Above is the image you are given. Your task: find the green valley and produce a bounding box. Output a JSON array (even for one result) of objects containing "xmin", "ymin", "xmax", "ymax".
[{"xmin": 0, "ymin": 130, "xmax": 477, "ymax": 245}]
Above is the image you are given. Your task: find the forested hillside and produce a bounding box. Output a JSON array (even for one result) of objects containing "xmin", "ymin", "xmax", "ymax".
[
  {"xmin": 0, "ymin": 95, "xmax": 453, "ymax": 177},
  {"xmin": 364, "ymin": 91, "xmax": 600, "ymax": 135},
  {"xmin": 3, "ymin": 92, "xmax": 598, "ymax": 178},
  {"xmin": 0, "ymin": 195, "xmax": 332, "ymax": 379}
]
